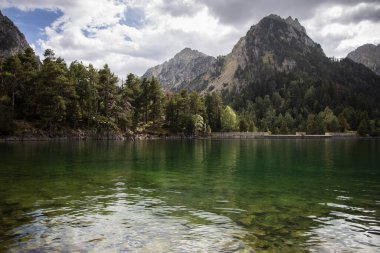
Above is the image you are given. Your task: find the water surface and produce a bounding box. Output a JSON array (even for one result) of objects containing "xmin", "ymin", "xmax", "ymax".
[{"xmin": 0, "ymin": 139, "xmax": 379, "ymax": 252}]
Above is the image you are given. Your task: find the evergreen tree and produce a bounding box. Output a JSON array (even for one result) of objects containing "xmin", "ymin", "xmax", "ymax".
[
  {"xmin": 36, "ymin": 49, "xmax": 74, "ymax": 133},
  {"xmin": 149, "ymin": 78, "xmax": 163, "ymax": 125},
  {"xmin": 165, "ymin": 94, "xmax": 180, "ymax": 132},
  {"xmin": 18, "ymin": 48, "xmax": 39, "ymax": 120},
  {"xmin": 1, "ymin": 55, "xmax": 21, "ymax": 115},
  {"xmin": 239, "ymin": 118, "xmax": 249, "ymax": 132},
  {"xmin": 319, "ymin": 107, "xmax": 339, "ymax": 132},
  {"xmin": 280, "ymin": 119, "xmax": 289, "ymax": 134},
  {"xmin": 358, "ymin": 119, "xmax": 370, "ymax": 136},
  {"xmin": 124, "ymin": 73, "xmax": 142, "ymax": 129},
  {"xmin": 205, "ymin": 93, "xmax": 223, "ymax": 132},
  {"xmin": 97, "ymin": 64, "xmax": 119, "ymax": 134},
  {"xmin": 141, "ymin": 78, "xmax": 151, "ymax": 124}
]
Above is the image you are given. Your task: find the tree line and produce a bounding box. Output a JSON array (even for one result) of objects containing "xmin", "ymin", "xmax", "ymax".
[
  {"xmin": 0, "ymin": 48, "xmax": 379, "ymax": 136},
  {"xmin": 227, "ymin": 56, "xmax": 380, "ymax": 136},
  {"xmin": 0, "ymin": 49, "xmax": 238, "ymax": 136}
]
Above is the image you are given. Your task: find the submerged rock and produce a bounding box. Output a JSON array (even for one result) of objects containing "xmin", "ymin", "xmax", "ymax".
[{"xmin": 237, "ymin": 214, "xmax": 256, "ymax": 226}]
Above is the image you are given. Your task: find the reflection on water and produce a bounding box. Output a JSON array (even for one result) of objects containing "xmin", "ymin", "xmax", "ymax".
[
  {"xmin": 307, "ymin": 202, "xmax": 380, "ymax": 252},
  {"xmin": 0, "ymin": 140, "xmax": 379, "ymax": 252},
  {"xmin": 4, "ymin": 183, "xmax": 248, "ymax": 252}
]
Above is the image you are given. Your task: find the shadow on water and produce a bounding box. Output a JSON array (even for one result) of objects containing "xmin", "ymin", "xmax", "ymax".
[{"xmin": 0, "ymin": 139, "xmax": 379, "ymax": 252}]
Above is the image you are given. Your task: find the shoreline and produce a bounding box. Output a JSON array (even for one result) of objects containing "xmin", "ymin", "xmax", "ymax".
[{"xmin": 0, "ymin": 133, "xmax": 373, "ymax": 142}]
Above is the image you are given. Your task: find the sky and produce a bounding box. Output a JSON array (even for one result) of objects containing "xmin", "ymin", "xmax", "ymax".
[{"xmin": 1, "ymin": 0, "xmax": 380, "ymax": 77}]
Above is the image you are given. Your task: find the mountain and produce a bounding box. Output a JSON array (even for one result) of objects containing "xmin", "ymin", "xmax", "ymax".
[
  {"xmin": 204, "ymin": 14, "xmax": 325, "ymax": 92},
  {"xmin": 142, "ymin": 14, "xmax": 380, "ymax": 132},
  {"xmin": 143, "ymin": 14, "xmax": 326, "ymax": 93},
  {"xmin": 347, "ymin": 44, "xmax": 380, "ymax": 75},
  {"xmin": 0, "ymin": 10, "xmax": 30, "ymax": 60},
  {"xmin": 1, "ymin": 13, "xmax": 379, "ymax": 137},
  {"xmin": 142, "ymin": 48, "xmax": 216, "ymax": 91}
]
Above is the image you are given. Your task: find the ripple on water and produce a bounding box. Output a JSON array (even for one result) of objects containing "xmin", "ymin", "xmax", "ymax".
[
  {"xmin": 6, "ymin": 190, "xmax": 251, "ymax": 253},
  {"xmin": 306, "ymin": 202, "xmax": 380, "ymax": 252}
]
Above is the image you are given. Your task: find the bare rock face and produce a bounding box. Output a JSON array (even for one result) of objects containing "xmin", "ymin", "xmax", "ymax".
[
  {"xmin": 142, "ymin": 48, "xmax": 216, "ymax": 91},
  {"xmin": 347, "ymin": 44, "xmax": 380, "ymax": 75},
  {"xmin": 143, "ymin": 14, "xmax": 325, "ymax": 93},
  {"xmin": 0, "ymin": 10, "xmax": 30, "ymax": 59},
  {"xmin": 205, "ymin": 15, "xmax": 324, "ymax": 92}
]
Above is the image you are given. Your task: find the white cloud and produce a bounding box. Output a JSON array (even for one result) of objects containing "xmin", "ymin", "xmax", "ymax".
[
  {"xmin": 1, "ymin": 0, "xmax": 240, "ymax": 77},
  {"xmin": 304, "ymin": 3, "xmax": 380, "ymax": 57},
  {"xmin": 1, "ymin": 0, "xmax": 379, "ymax": 76}
]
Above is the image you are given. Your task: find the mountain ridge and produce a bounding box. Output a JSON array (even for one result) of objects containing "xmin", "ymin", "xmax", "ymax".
[
  {"xmin": 347, "ymin": 43, "xmax": 380, "ymax": 75},
  {"xmin": 204, "ymin": 14, "xmax": 324, "ymax": 92},
  {"xmin": 1, "ymin": 12, "xmax": 379, "ymax": 137},
  {"xmin": 142, "ymin": 14, "xmax": 326, "ymax": 93},
  {"xmin": 142, "ymin": 47, "xmax": 216, "ymax": 91}
]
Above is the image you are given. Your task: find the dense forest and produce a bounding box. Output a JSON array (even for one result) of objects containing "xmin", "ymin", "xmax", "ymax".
[
  {"xmin": 224, "ymin": 54, "xmax": 380, "ymax": 136},
  {"xmin": 0, "ymin": 48, "xmax": 379, "ymax": 137}
]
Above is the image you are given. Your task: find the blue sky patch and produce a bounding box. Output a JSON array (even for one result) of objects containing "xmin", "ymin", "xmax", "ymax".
[
  {"xmin": 82, "ymin": 28, "xmax": 95, "ymax": 38},
  {"xmin": 122, "ymin": 7, "xmax": 145, "ymax": 29},
  {"xmin": 2, "ymin": 7, "xmax": 63, "ymax": 44}
]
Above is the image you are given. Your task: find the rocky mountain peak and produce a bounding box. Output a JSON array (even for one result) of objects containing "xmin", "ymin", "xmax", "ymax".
[
  {"xmin": 255, "ymin": 14, "xmax": 317, "ymax": 44},
  {"xmin": 242, "ymin": 14, "xmax": 323, "ymax": 58},
  {"xmin": 0, "ymin": 10, "xmax": 30, "ymax": 59},
  {"xmin": 264, "ymin": 14, "xmax": 283, "ymax": 22},
  {"xmin": 176, "ymin": 47, "xmax": 196, "ymax": 55},
  {"xmin": 142, "ymin": 48, "xmax": 216, "ymax": 91},
  {"xmin": 347, "ymin": 43, "xmax": 380, "ymax": 75},
  {"xmin": 143, "ymin": 14, "xmax": 326, "ymax": 93},
  {"xmin": 173, "ymin": 47, "xmax": 209, "ymax": 62},
  {"xmin": 285, "ymin": 16, "xmax": 306, "ymax": 33}
]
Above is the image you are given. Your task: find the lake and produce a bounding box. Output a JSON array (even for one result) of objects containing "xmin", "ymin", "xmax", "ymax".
[{"xmin": 0, "ymin": 139, "xmax": 379, "ymax": 252}]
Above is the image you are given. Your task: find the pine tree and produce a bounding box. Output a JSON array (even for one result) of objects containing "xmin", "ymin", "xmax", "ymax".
[
  {"xmin": 205, "ymin": 93, "xmax": 223, "ymax": 132},
  {"xmin": 98, "ymin": 64, "xmax": 119, "ymax": 135},
  {"xmin": 149, "ymin": 78, "xmax": 163, "ymax": 125}
]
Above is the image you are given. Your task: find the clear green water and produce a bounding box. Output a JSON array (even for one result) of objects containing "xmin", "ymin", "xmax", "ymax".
[{"xmin": 0, "ymin": 140, "xmax": 379, "ymax": 252}]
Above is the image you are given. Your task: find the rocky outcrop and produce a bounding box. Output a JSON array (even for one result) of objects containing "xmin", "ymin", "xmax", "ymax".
[
  {"xmin": 0, "ymin": 10, "xmax": 30, "ymax": 60},
  {"xmin": 143, "ymin": 14, "xmax": 325, "ymax": 93},
  {"xmin": 204, "ymin": 15, "xmax": 324, "ymax": 92},
  {"xmin": 142, "ymin": 48, "xmax": 216, "ymax": 91},
  {"xmin": 347, "ymin": 44, "xmax": 380, "ymax": 75}
]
